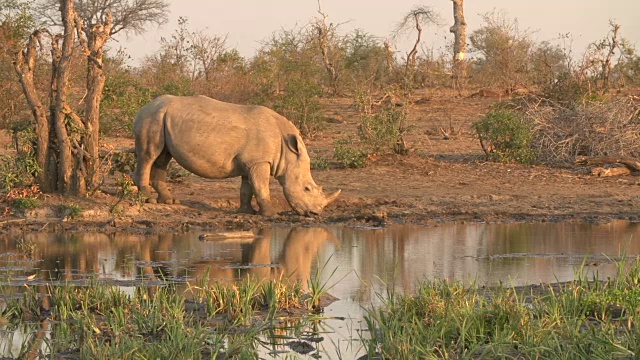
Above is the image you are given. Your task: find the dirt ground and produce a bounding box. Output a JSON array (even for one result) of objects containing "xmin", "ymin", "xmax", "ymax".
[{"xmin": 2, "ymin": 90, "xmax": 639, "ymax": 233}]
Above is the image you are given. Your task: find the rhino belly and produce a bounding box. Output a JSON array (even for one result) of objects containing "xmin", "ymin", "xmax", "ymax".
[
  {"xmin": 161, "ymin": 108, "xmax": 277, "ymax": 179},
  {"xmin": 165, "ymin": 138, "xmax": 244, "ymax": 179}
]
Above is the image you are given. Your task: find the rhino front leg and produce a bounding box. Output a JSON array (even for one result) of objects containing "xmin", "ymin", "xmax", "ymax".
[
  {"xmin": 150, "ymin": 150, "xmax": 180, "ymax": 205},
  {"xmin": 248, "ymin": 163, "xmax": 277, "ymax": 216},
  {"xmin": 237, "ymin": 176, "xmax": 257, "ymax": 214}
]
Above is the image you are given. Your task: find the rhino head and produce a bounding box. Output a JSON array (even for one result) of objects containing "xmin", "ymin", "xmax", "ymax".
[{"xmin": 279, "ymin": 134, "xmax": 341, "ymax": 216}]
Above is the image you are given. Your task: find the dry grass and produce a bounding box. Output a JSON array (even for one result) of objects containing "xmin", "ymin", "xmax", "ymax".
[{"xmin": 524, "ymin": 96, "xmax": 640, "ymax": 164}]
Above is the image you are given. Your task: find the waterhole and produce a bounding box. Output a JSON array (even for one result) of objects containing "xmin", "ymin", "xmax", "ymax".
[{"xmin": 1, "ymin": 221, "xmax": 639, "ymax": 358}]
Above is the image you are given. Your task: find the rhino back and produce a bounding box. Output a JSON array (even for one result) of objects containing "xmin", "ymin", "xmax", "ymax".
[{"xmin": 154, "ymin": 96, "xmax": 293, "ymax": 179}]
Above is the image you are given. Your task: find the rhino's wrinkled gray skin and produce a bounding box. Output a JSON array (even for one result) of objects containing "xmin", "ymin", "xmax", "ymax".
[{"xmin": 132, "ymin": 95, "xmax": 340, "ymax": 216}]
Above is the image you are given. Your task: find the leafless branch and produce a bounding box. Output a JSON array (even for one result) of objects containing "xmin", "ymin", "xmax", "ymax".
[
  {"xmin": 392, "ymin": 5, "xmax": 442, "ymax": 40},
  {"xmin": 36, "ymin": 0, "xmax": 169, "ymax": 36}
]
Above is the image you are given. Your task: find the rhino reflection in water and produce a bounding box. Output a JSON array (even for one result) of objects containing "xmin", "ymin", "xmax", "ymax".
[
  {"xmin": 187, "ymin": 227, "xmax": 338, "ymax": 290},
  {"xmin": 256, "ymin": 227, "xmax": 338, "ymax": 290},
  {"xmin": 133, "ymin": 95, "xmax": 340, "ymax": 216}
]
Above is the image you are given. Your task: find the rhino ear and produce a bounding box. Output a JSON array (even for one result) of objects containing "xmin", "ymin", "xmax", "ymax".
[{"xmin": 284, "ymin": 134, "xmax": 306, "ymax": 155}]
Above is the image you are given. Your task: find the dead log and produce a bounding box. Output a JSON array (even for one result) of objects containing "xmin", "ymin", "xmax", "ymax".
[
  {"xmin": 576, "ymin": 156, "xmax": 640, "ymax": 172},
  {"xmin": 591, "ymin": 166, "xmax": 632, "ymax": 177},
  {"xmin": 198, "ymin": 231, "xmax": 256, "ymax": 242}
]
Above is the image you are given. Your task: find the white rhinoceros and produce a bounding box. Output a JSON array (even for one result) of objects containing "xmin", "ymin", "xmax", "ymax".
[{"xmin": 132, "ymin": 95, "xmax": 340, "ymax": 216}]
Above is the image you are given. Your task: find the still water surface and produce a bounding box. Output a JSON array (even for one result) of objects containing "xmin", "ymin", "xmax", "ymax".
[{"xmin": 1, "ymin": 221, "xmax": 639, "ymax": 358}]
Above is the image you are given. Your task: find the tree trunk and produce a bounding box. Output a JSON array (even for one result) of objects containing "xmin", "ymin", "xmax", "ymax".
[
  {"xmin": 384, "ymin": 40, "xmax": 395, "ymax": 72},
  {"xmin": 15, "ymin": 0, "xmax": 115, "ymax": 196},
  {"xmin": 52, "ymin": 0, "xmax": 76, "ymax": 194},
  {"xmin": 450, "ymin": 0, "xmax": 467, "ymax": 91},
  {"xmin": 13, "ymin": 30, "xmax": 56, "ymax": 192},
  {"xmin": 600, "ymin": 21, "xmax": 620, "ymax": 92},
  {"xmin": 405, "ymin": 14, "xmax": 422, "ymax": 75},
  {"xmin": 315, "ymin": 0, "xmax": 339, "ymax": 93},
  {"xmin": 78, "ymin": 14, "xmax": 113, "ymax": 191}
]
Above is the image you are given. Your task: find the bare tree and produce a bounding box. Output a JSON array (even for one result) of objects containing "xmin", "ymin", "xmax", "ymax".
[
  {"xmin": 313, "ymin": 0, "xmax": 341, "ymax": 93},
  {"xmin": 383, "ymin": 39, "xmax": 395, "ymax": 72},
  {"xmin": 469, "ymin": 11, "xmax": 533, "ymax": 90},
  {"xmin": 595, "ymin": 21, "xmax": 620, "ymax": 92},
  {"xmin": 392, "ymin": 5, "xmax": 441, "ymax": 75},
  {"xmin": 14, "ymin": 1, "xmax": 79, "ymax": 193},
  {"xmin": 148, "ymin": 17, "xmax": 229, "ymax": 83},
  {"xmin": 189, "ymin": 29, "xmax": 228, "ymax": 81},
  {"xmin": 14, "ymin": 0, "xmax": 169, "ymax": 195},
  {"xmin": 14, "ymin": 30, "xmax": 55, "ymax": 191},
  {"xmin": 449, "ymin": 0, "xmax": 467, "ymax": 91},
  {"xmin": 75, "ymin": 11, "xmax": 113, "ymax": 191},
  {"xmin": 36, "ymin": 0, "xmax": 169, "ymax": 35}
]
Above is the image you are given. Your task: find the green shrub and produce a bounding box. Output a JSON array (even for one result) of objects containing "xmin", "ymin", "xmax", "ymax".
[
  {"xmin": 57, "ymin": 203, "xmax": 83, "ymax": 218},
  {"xmin": 272, "ymin": 78, "xmax": 325, "ymax": 138},
  {"xmin": 357, "ymin": 96, "xmax": 412, "ymax": 154},
  {"xmin": 108, "ymin": 151, "xmax": 137, "ymax": 175},
  {"xmin": 248, "ymin": 26, "xmax": 327, "ymax": 138},
  {"xmin": 115, "ymin": 174, "xmax": 147, "ymax": 206},
  {"xmin": 12, "ymin": 197, "xmax": 39, "ymax": 210},
  {"xmin": 333, "ymin": 138, "xmax": 369, "ymax": 169},
  {"xmin": 311, "ymin": 156, "xmax": 331, "ymax": 170},
  {"xmin": 541, "ymin": 71, "xmax": 590, "ymax": 107},
  {"xmin": 101, "ymin": 70, "xmax": 154, "ymax": 137},
  {"xmin": 0, "ymin": 123, "xmax": 41, "ymax": 191},
  {"xmin": 474, "ymin": 109, "xmax": 535, "ymax": 164}
]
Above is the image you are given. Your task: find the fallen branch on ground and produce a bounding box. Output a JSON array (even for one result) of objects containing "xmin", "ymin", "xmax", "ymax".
[{"xmin": 576, "ymin": 156, "xmax": 640, "ymax": 172}]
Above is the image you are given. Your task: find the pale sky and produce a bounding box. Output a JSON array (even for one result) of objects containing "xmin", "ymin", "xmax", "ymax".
[{"xmin": 114, "ymin": 0, "xmax": 640, "ymax": 64}]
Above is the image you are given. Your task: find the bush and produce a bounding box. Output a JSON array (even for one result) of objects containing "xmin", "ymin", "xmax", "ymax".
[
  {"xmin": 107, "ymin": 151, "xmax": 137, "ymax": 176},
  {"xmin": 58, "ymin": 203, "xmax": 83, "ymax": 218},
  {"xmin": 0, "ymin": 123, "xmax": 41, "ymax": 191},
  {"xmin": 474, "ymin": 109, "xmax": 535, "ymax": 164},
  {"xmin": 311, "ymin": 156, "xmax": 331, "ymax": 170},
  {"xmin": 250, "ymin": 26, "xmax": 327, "ymax": 138},
  {"xmin": 358, "ymin": 102, "xmax": 411, "ymax": 154},
  {"xmin": 541, "ymin": 71, "xmax": 591, "ymax": 107},
  {"xmin": 333, "ymin": 138, "xmax": 369, "ymax": 169},
  {"xmin": 272, "ymin": 78, "xmax": 325, "ymax": 138},
  {"xmin": 12, "ymin": 197, "xmax": 39, "ymax": 210},
  {"xmin": 101, "ymin": 70, "xmax": 153, "ymax": 137},
  {"xmin": 469, "ymin": 11, "xmax": 534, "ymax": 90}
]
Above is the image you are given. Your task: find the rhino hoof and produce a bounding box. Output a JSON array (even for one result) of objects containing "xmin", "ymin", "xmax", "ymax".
[
  {"xmin": 237, "ymin": 207, "xmax": 257, "ymax": 215},
  {"xmin": 258, "ymin": 208, "xmax": 277, "ymax": 217}
]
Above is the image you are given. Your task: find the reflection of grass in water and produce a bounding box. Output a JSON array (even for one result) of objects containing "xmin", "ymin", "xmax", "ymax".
[
  {"xmin": 1, "ymin": 276, "xmax": 334, "ymax": 359},
  {"xmin": 15, "ymin": 237, "xmax": 36, "ymax": 258},
  {"xmin": 308, "ymin": 255, "xmax": 345, "ymax": 311},
  {"xmin": 362, "ymin": 256, "xmax": 640, "ymax": 359}
]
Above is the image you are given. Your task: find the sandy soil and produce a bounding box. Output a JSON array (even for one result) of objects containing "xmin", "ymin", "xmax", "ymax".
[{"xmin": 1, "ymin": 90, "xmax": 639, "ymax": 233}]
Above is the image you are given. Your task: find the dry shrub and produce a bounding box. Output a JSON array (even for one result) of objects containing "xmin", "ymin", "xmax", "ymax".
[{"xmin": 526, "ymin": 97, "xmax": 640, "ymax": 163}]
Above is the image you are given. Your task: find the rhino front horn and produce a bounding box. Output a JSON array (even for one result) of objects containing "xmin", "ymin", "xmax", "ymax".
[{"xmin": 325, "ymin": 189, "xmax": 341, "ymax": 206}]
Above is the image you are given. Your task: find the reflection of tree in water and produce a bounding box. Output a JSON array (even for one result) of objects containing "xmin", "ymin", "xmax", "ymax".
[
  {"xmin": 2, "ymin": 222, "xmax": 639, "ymax": 304},
  {"xmin": 0, "ymin": 232, "xmax": 173, "ymax": 282}
]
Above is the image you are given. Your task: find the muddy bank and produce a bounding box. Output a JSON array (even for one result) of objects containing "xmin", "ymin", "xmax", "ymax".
[
  {"xmin": 1, "ymin": 94, "xmax": 639, "ymax": 234},
  {"xmin": 2, "ymin": 153, "xmax": 638, "ymax": 234}
]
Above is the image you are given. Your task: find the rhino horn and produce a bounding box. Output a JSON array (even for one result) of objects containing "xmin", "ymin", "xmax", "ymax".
[{"xmin": 325, "ymin": 189, "xmax": 341, "ymax": 206}]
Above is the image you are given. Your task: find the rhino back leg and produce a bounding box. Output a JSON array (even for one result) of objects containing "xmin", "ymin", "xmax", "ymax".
[
  {"xmin": 133, "ymin": 124, "xmax": 165, "ymax": 203},
  {"xmin": 150, "ymin": 149, "xmax": 179, "ymax": 204},
  {"xmin": 237, "ymin": 176, "xmax": 257, "ymax": 214},
  {"xmin": 248, "ymin": 163, "xmax": 277, "ymax": 216}
]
